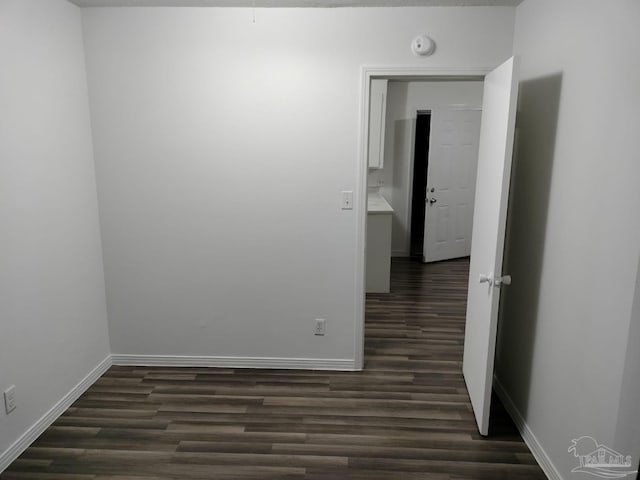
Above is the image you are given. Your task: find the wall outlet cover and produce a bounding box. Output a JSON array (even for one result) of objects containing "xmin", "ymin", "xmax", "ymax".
[{"xmin": 4, "ymin": 385, "xmax": 16, "ymax": 414}]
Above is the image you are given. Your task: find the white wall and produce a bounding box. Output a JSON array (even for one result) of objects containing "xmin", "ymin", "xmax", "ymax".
[
  {"xmin": 380, "ymin": 80, "xmax": 484, "ymax": 256},
  {"xmin": 0, "ymin": 0, "xmax": 110, "ymax": 461},
  {"xmin": 82, "ymin": 7, "xmax": 515, "ymax": 362},
  {"xmin": 496, "ymin": 0, "xmax": 640, "ymax": 477}
]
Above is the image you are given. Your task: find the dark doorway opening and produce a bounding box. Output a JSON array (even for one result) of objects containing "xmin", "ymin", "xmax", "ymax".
[{"xmin": 410, "ymin": 111, "xmax": 431, "ymax": 258}]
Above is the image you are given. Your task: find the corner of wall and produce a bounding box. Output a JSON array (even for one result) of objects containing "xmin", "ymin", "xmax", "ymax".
[{"xmin": 0, "ymin": 355, "xmax": 113, "ymax": 473}]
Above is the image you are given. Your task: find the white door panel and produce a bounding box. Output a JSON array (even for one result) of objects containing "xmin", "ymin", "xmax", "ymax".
[
  {"xmin": 462, "ymin": 56, "xmax": 519, "ymax": 436},
  {"xmin": 424, "ymin": 109, "xmax": 482, "ymax": 262}
]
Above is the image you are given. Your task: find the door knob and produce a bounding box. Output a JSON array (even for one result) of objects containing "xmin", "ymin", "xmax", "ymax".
[
  {"xmin": 428, "ymin": 198, "xmax": 437, "ymax": 205},
  {"xmin": 494, "ymin": 275, "xmax": 512, "ymax": 287},
  {"xmin": 479, "ymin": 273, "xmax": 493, "ymax": 285}
]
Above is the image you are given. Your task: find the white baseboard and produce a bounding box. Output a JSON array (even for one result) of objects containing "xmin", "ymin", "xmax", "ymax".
[
  {"xmin": 493, "ymin": 375, "xmax": 563, "ymax": 480},
  {"xmin": 0, "ymin": 355, "xmax": 113, "ymax": 473},
  {"xmin": 112, "ymin": 354, "xmax": 358, "ymax": 371}
]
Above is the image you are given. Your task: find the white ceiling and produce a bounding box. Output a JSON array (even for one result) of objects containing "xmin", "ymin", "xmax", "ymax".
[{"xmin": 69, "ymin": 0, "xmax": 523, "ymax": 7}]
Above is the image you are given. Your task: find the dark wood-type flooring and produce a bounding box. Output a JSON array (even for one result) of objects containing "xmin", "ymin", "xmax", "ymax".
[{"xmin": 1, "ymin": 258, "xmax": 546, "ymax": 480}]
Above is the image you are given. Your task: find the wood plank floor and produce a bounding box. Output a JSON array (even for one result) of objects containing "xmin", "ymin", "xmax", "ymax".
[{"xmin": 1, "ymin": 258, "xmax": 546, "ymax": 480}]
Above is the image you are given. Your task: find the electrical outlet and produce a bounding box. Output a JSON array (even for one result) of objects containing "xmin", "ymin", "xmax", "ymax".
[
  {"xmin": 314, "ymin": 318, "xmax": 326, "ymax": 336},
  {"xmin": 4, "ymin": 386, "xmax": 16, "ymax": 414}
]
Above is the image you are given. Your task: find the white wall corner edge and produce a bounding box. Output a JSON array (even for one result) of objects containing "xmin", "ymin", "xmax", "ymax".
[
  {"xmin": 112, "ymin": 354, "xmax": 359, "ymax": 371},
  {"xmin": 0, "ymin": 355, "xmax": 113, "ymax": 474},
  {"xmin": 493, "ymin": 375, "xmax": 563, "ymax": 480}
]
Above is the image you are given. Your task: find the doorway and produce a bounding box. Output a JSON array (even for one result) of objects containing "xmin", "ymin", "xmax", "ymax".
[
  {"xmin": 355, "ymin": 57, "xmax": 519, "ymax": 435},
  {"xmin": 358, "ymin": 72, "xmax": 488, "ymax": 371},
  {"xmin": 409, "ymin": 111, "xmax": 431, "ymax": 258},
  {"xmin": 357, "ymin": 59, "xmax": 520, "ymax": 436}
]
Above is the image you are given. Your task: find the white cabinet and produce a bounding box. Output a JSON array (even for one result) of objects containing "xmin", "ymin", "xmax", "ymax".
[
  {"xmin": 366, "ymin": 213, "xmax": 392, "ymax": 293},
  {"xmin": 368, "ymin": 79, "xmax": 388, "ymax": 169},
  {"xmin": 366, "ymin": 193, "xmax": 393, "ymax": 293}
]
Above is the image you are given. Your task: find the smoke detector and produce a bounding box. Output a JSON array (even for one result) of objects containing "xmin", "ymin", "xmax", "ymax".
[{"xmin": 411, "ymin": 35, "xmax": 436, "ymax": 56}]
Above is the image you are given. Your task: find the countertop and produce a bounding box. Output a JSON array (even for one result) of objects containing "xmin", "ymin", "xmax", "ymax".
[{"xmin": 367, "ymin": 192, "xmax": 393, "ymax": 214}]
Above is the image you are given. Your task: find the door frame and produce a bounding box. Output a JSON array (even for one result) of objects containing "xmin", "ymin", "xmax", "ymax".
[{"xmin": 354, "ymin": 66, "xmax": 491, "ymax": 370}]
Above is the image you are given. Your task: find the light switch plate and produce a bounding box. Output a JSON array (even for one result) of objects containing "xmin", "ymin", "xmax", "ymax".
[
  {"xmin": 314, "ymin": 318, "xmax": 326, "ymax": 336},
  {"xmin": 341, "ymin": 191, "xmax": 354, "ymax": 210}
]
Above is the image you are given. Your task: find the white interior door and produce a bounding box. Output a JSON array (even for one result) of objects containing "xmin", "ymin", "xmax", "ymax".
[
  {"xmin": 423, "ymin": 109, "xmax": 482, "ymax": 263},
  {"xmin": 462, "ymin": 57, "xmax": 519, "ymax": 436}
]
